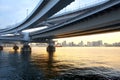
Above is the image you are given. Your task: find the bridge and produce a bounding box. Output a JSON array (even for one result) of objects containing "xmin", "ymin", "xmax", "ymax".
[
  {"xmin": 0, "ymin": 0, "xmax": 74, "ymax": 34},
  {"xmin": 0, "ymin": 0, "xmax": 120, "ymax": 52}
]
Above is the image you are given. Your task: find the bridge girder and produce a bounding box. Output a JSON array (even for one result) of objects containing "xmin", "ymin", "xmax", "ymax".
[
  {"xmin": 0, "ymin": 0, "xmax": 74, "ymax": 34},
  {"xmin": 30, "ymin": 0, "xmax": 120, "ymax": 40}
]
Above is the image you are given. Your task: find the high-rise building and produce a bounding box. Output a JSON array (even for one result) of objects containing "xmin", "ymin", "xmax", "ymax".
[
  {"xmin": 78, "ymin": 41, "xmax": 84, "ymax": 46},
  {"xmin": 92, "ymin": 40, "xmax": 103, "ymax": 46},
  {"xmin": 62, "ymin": 41, "xmax": 67, "ymax": 46},
  {"xmin": 87, "ymin": 41, "xmax": 92, "ymax": 47}
]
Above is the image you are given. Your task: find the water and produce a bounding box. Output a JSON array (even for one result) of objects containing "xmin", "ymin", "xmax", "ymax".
[{"xmin": 0, "ymin": 47, "xmax": 120, "ymax": 80}]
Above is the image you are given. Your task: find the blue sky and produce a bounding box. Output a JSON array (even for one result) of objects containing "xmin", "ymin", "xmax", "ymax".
[
  {"xmin": 0, "ymin": 0, "xmax": 109, "ymax": 29},
  {"xmin": 0, "ymin": 0, "xmax": 39, "ymax": 29}
]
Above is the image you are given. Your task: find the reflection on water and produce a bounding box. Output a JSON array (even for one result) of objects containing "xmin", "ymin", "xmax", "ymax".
[{"xmin": 0, "ymin": 47, "xmax": 120, "ymax": 80}]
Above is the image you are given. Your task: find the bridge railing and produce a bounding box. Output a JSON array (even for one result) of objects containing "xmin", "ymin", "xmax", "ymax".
[{"xmin": 51, "ymin": 0, "xmax": 109, "ymax": 18}]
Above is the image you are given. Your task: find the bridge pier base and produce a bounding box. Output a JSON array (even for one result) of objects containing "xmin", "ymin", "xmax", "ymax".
[
  {"xmin": 13, "ymin": 44, "xmax": 19, "ymax": 51},
  {"xmin": 0, "ymin": 45, "xmax": 3, "ymax": 51},
  {"xmin": 21, "ymin": 42, "xmax": 31, "ymax": 53},
  {"xmin": 47, "ymin": 39, "xmax": 55, "ymax": 52}
]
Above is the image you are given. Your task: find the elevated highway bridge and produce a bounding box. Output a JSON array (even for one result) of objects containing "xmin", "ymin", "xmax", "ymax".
[
  {"xmin": 30, "ymin": 0, "xmax": 120, "ymax": 40},
  {"xmin": 0, "ymin": 0, "xmax": 74, "ymax": 34},
  {"xmin": 0, "ymin": 0, "xmax": 120, "ymax": 52}
]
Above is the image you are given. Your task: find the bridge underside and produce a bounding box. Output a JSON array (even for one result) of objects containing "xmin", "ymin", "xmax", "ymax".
[{"xmin": 31, "ymin": 3, "xmax": 120, "ymax": 40}]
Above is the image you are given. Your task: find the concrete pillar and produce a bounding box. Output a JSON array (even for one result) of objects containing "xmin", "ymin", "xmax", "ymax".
[
  {"xmin": 0, "ymin": 43, "xmax": 3, "ymax": 51},
  {"xmin": 22, "ymin": 32, "xmax": 30, "ymax": 41},
  {"xmin": 13, "ymin": 44, "xmax": 19, "ymax": 51},
  {"xmin": 21, "ymin": 32, "xmax": 31, "ymax": 53},
  {"xmin": 0, "ymin": 45, "xmax": 3, "ymax": 51},
  {"xmin": 21, "ymin": 42, "xmax": 31, "ymax": 53},
  {"xmin": 47, "ymin": 39, "xmax": 55, "ymax": 52}
]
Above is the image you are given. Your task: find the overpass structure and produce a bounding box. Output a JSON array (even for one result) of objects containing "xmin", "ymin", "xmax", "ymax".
[
  {"xmin": 0, "ymin": 0, "xmax": 74, "ymax": 34},
  {"xmin": 0, "ymin": 0, "xmax": 120, "ymax": 51},
  {"xmin": 30, "ymin": 0, "xmax": 120, "ymax": 40}
]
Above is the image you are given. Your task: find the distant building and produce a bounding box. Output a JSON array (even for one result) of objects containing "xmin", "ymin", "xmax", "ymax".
[
  {"xmin": 68, "ymin": 42, "xmax": 76, "ymax": 46},
  {"xmin": 92, "ymin": 40, "xmax": 103, "ymax": 46},
  {"xmin": 87, "ymin": 41, "xmax": 92, "ymax": 47},
  {"xmin": 62, "ymin": 41, "xmax": 67, "ymax": 46},
  {"xmin": 104, "ymin": 43, "xmax": 112, "ymax": 47},
  {"xmin": 78, "ymin": 41, "xmax": 84, "ymax": 46},
  {"xmin": 113, "ymin": 42, "xmax": 120, "ymax": 47},
  {"xmin": 86, "ymin": 40, "xmax": 103, "ymax": 47}
]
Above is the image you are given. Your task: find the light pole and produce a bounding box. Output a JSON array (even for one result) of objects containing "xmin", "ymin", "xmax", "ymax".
[{"xmin": 26, "ymin": 9, "xmax": 28, "ymax": 18}]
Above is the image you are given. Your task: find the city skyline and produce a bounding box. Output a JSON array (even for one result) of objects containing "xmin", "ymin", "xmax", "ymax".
[
  {"xmin": 55, "ymin": 32, "xmax": 120, "ymax": 44},
  {"xmin": 28, "ymin": 39, "xmax": 120, "ymax": 47},
  {"xmin": 56, "ymin": 40, "xmax": 120, "ymax": 46}
]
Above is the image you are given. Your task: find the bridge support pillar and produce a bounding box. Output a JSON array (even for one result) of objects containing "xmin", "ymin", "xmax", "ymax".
[
  {"xmin": 0, "ymin": 45, "xmax": 3, "ymax": 51},
  {"xmin": 21, "ymin": 42, "xmax": 31, "ymax": 53},
  {"xmin": 0, "ymin": 43, "xmax": 3, "ymax": 51},
  {"xmin": 47, "ymin": 39, "xmax": 55, "ymax": 52},
  {"xmin": 13, "ymin": 44, "xmax": 19, "ymax": 51}
]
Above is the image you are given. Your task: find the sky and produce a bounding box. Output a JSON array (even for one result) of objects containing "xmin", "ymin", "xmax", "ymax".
[
  {"xmin": 0, "ymin": 0, "xmax": 120, "ymax": 43},
  {"xmin": 0, "ymin": 0, "xmax": 39, "ymax": 29}
]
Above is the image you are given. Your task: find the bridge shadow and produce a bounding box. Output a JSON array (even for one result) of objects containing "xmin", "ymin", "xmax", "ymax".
[
  {"xmin": 20, "ymin": 51, "xmax": 31, "ymax": 61},
  {"xmin": 47, "ymin": 51, "xmax": 54, "ymax": 69},
  {"xmin": 19, "ymin": 51, "xmax": 45, "ymax": 79},
  {"xmin": 9, "ymin": 50, "xmax": 43, "ymax": 79},
  {"xmin": 44, "ymin": 51, "xmax": 61, "ymax": 79}
]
